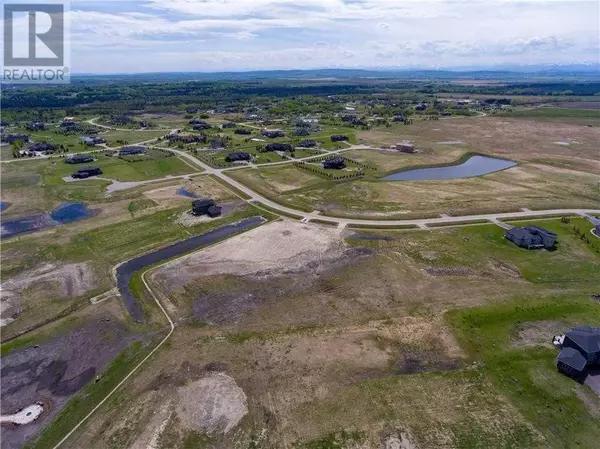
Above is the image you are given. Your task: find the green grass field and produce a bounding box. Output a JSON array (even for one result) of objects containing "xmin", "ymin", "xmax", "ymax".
[
  {"xmin": 446, "ymin": 294, "xmax": 600, "ymax": 448},
  {"xmin": 499, "ymin": 107, "xmax": 600, "ymax": 120}
]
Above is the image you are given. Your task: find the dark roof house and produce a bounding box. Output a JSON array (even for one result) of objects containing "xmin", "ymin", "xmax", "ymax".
[
  {"xmin": 331, "ymin": 134, "xmax": 349, "ymax": 142},
  {"xmin": 192, "ymin": 199, "xmax": 216, "ymax": 216},
  {"xmin": 505, "ymin": 226, "xmax": 557, "ymax": 250},
  {"xmin": 28, "ymin": 142, "xmax": 56, "ymax": 153},
  {"xmin": 72, "ymin": 166, "xmax": 102, "ymax": 179},
  {"xmin": 225, "ymin": 152, "xmax": 251, "ymax": 162},
  {"xmin": 261, "ymin": 129, "xmax": 285, "ymax": 138},
  {"xmin": 265, "ymin": 143, "xmax": 292, "ymax": 152},
  {"xmin": 298, "ymin": 139, "xmax": 317, "ymax": 148},
  {"xmin": 119, "ymin": 145, "xmax": 147, "ymax": 156},
  {"xmin": 556, "ymin": 327, "xmax": 600, "ymax": 377},
  {"xmin": 322, "ymin": 157, "xmax": 346, "ymax": 169},
  {"xmin": 3, "ymin": 134, "xmax": 30, "ymax": 144},
  {"xmin": 234, "ymin": 128, "xmax": 251, "ymax": 135},
  {"xmin": 26, "ymin": 122, "xmax": 45, "ymax": 131},
  {"xmin": 66, "ymin": 154, "xmax": 95, "ymax": 164}
]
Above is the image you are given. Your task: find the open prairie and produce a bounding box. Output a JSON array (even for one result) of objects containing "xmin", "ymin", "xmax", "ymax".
[{"xmin": 51, "ymin": 218, "xmax": 600, "ymax": 449}]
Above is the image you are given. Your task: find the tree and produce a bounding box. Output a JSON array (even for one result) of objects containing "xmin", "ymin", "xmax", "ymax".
[{"xmin": 11, "ymin": 139, "xmax": 25, "ymax": 152}]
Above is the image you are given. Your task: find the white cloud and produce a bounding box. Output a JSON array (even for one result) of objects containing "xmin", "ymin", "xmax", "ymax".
[{"xmin": 67, "ymin": 0, "xmax": 600, "ymax": 72}]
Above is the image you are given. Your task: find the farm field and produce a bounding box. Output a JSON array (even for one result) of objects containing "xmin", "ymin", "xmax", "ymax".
[{"xmin": 46, "ymin": 217, "xmax": 600, "ymax": 449}]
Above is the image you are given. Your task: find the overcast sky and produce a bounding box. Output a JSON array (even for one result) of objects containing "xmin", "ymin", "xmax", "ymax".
[{"xmin": 37, "ymin": 0, "xmax": 600, "ymax": 73}]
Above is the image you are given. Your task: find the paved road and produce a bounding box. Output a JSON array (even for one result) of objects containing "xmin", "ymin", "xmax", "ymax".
[
  {"xmin": 4, "ymin": 127, "xmax": 599, "ymax": 228},
  {"xmin": 154, "ymin": 147, "xmax": 600, "ymax": 228}
]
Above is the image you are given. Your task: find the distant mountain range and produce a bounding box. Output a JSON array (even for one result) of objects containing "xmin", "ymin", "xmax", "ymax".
[{"xmin": 73, "ymin": 64, "xmax": 600, "ymax": 83}]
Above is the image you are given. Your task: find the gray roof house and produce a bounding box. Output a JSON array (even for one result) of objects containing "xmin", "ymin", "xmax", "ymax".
[
  {"xmin": 505, "ymin": 226, "xmax": 557, "ymax": 250},
  {"xmin": 556, "ymin": 326, "xmax": 600, "ymax": 378}
]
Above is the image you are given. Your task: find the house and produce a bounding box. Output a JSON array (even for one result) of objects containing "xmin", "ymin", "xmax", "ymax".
[
  {"xmin": 331, "ymin": 135, "xmax": 349, "ymax": 142},
  {"xmin": 168, "ymin": 134, "xmax": 206, "ymax": 144},
  {"xmin": 3, "ymin": 134, "xmax": 29, "ymax": 144},
  {"xmin": 188, "ymin": 118, "xmax": 210, "ymax": 126},
  {"xmin": 322, "ymin": 157, "xmax": 346, "ymax": 169},
  {"xmin": 192, "ymin": 199, "xmax": 220, "ymax": 216},
  {"xmin": 225, "ymin": 152, "xmax": 251, "ymax": 163},
  {"xmin": 66, "ymin": 154, "xmax": 95, "ymax": 164},
  {"xmin": 298, "ymin": 139, "xmax": 317, "ymax": 148},
  {"xmin": 119, "ymin": 145, "xmax": 147, "ymax": 156},
  {"xmin": 414, "ymin": 104, "xmax": 427, "ymax": 111},
  {"xmin": 394, "ymin": 142, "xmax": 415, "ymax": 153},
  {"xmin": 80, "ymin": 136, "xmax": 106, "ymax": 146},
  {"xmin": 207, "ymin": 205, "xmax": 222, "ymax": 217},
  {"xmin": 295, "ymin": 128, "xmax": 310, "ymax": 136},
  {"xmin": 192, "ymin": 123, "xmax": 212, "ymax": 130},
  {"xmin": 585, "ymin": 215, "xmax": 600, "ymax": 236},
  {"xmin": 222, "ymin": 122, "xmax": 237, "ymax": 129},
  {"xmin": 556, "ymin": 327, "xmax": 600, "ymax": 377},
  {"xmin": 234, "ymin": 128, "xmax": 251, "ymax": 135},
  {"xmin": 265, "ymin": 143, "xmax": 292, "ymax": 152},
  {"xmin": 26, "ymin": 121, "xmax": 45, "ymax": 131},
  {"xmin": 505, "ymin": 226, "xmax": 557, "ymax": 250},
  {"xmin": 28, "ymin": 142, "xmax": 56, "ymax": 153},
  {"xmin": 139, "ymin": 120, "xmax": 151, "ymax": 128},
  {"xmin": 72, "ymin": 166, "xmax": 102, "ymax": 179},
  {"xmin": 261, "ymin": 129, "xmax": 285, "ymax": 138}
]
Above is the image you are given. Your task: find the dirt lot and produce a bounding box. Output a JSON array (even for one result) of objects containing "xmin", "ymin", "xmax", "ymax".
[
  {"xmin": 0, "ymin": 262, "xmax": 97, "ymax": 329},
  {"xmin": 153, "ymin": 220, "xmax": 348, "ymax": 293},
  {"xmin": 0, "ymin": 303, "xmax": 139, "ymax": 449}
]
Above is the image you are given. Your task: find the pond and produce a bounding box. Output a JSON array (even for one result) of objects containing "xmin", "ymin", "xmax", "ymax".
[
  {"xmin": 0, "ymin": 202, "xmax": 8, "ymax": 212},
  {"xmin": 176, "ymin": 188, "xmax": 199, "ymax": 198},
  {"xmin": 1, "ymin": 203, "xmax": 95, "ymax": 239},
  {"xmin": 382, "ymin": 155, "xmax": 517, "ymax": 181}
]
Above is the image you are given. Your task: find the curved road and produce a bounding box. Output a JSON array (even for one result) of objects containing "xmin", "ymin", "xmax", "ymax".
[
  {"xmin": 159, "ymin": 147, "xmax": 600, "ymax": 228},
  {"xmin": 3, "ymin": 123, "xmax": 598, "ymax": 227}
]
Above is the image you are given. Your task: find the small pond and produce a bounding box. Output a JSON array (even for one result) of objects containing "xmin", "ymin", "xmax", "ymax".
[
  {"xmin": 382, "ymin": 155, "xmax": 517, "ymax": 181},
  {"xmin": 176, "ymin": 188, "xmax": 199, "ymax": 198},
  {"xmin": 1, "ymin": 203, "xmax": 95, "ymax": 239},
  {"xmin": 50, "ymin": 202, "xmax": 95, "ymax": 223},
  {"xmin": 0, "ymin": 202, "xmax": 8, "ymax": 212}
]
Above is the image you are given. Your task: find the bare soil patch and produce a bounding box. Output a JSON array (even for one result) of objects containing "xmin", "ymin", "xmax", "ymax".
[
  {"xmin": 0, "ymin": 319, "xmax": 138, "ymax": 448},
  {"xmin": 0, "ymin": 262, "xmax": 97, "ymax": 328},
  {"xmin": 153, "ymin": 220, "xmax": 348, "ymax": 292},
  {"xmin": 176, "ymin": 372, "xmax": 248, "ymax": 435},
  {"xmin": 511, "ymin": 321, "xmax": 567, "ymax": 349}
]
